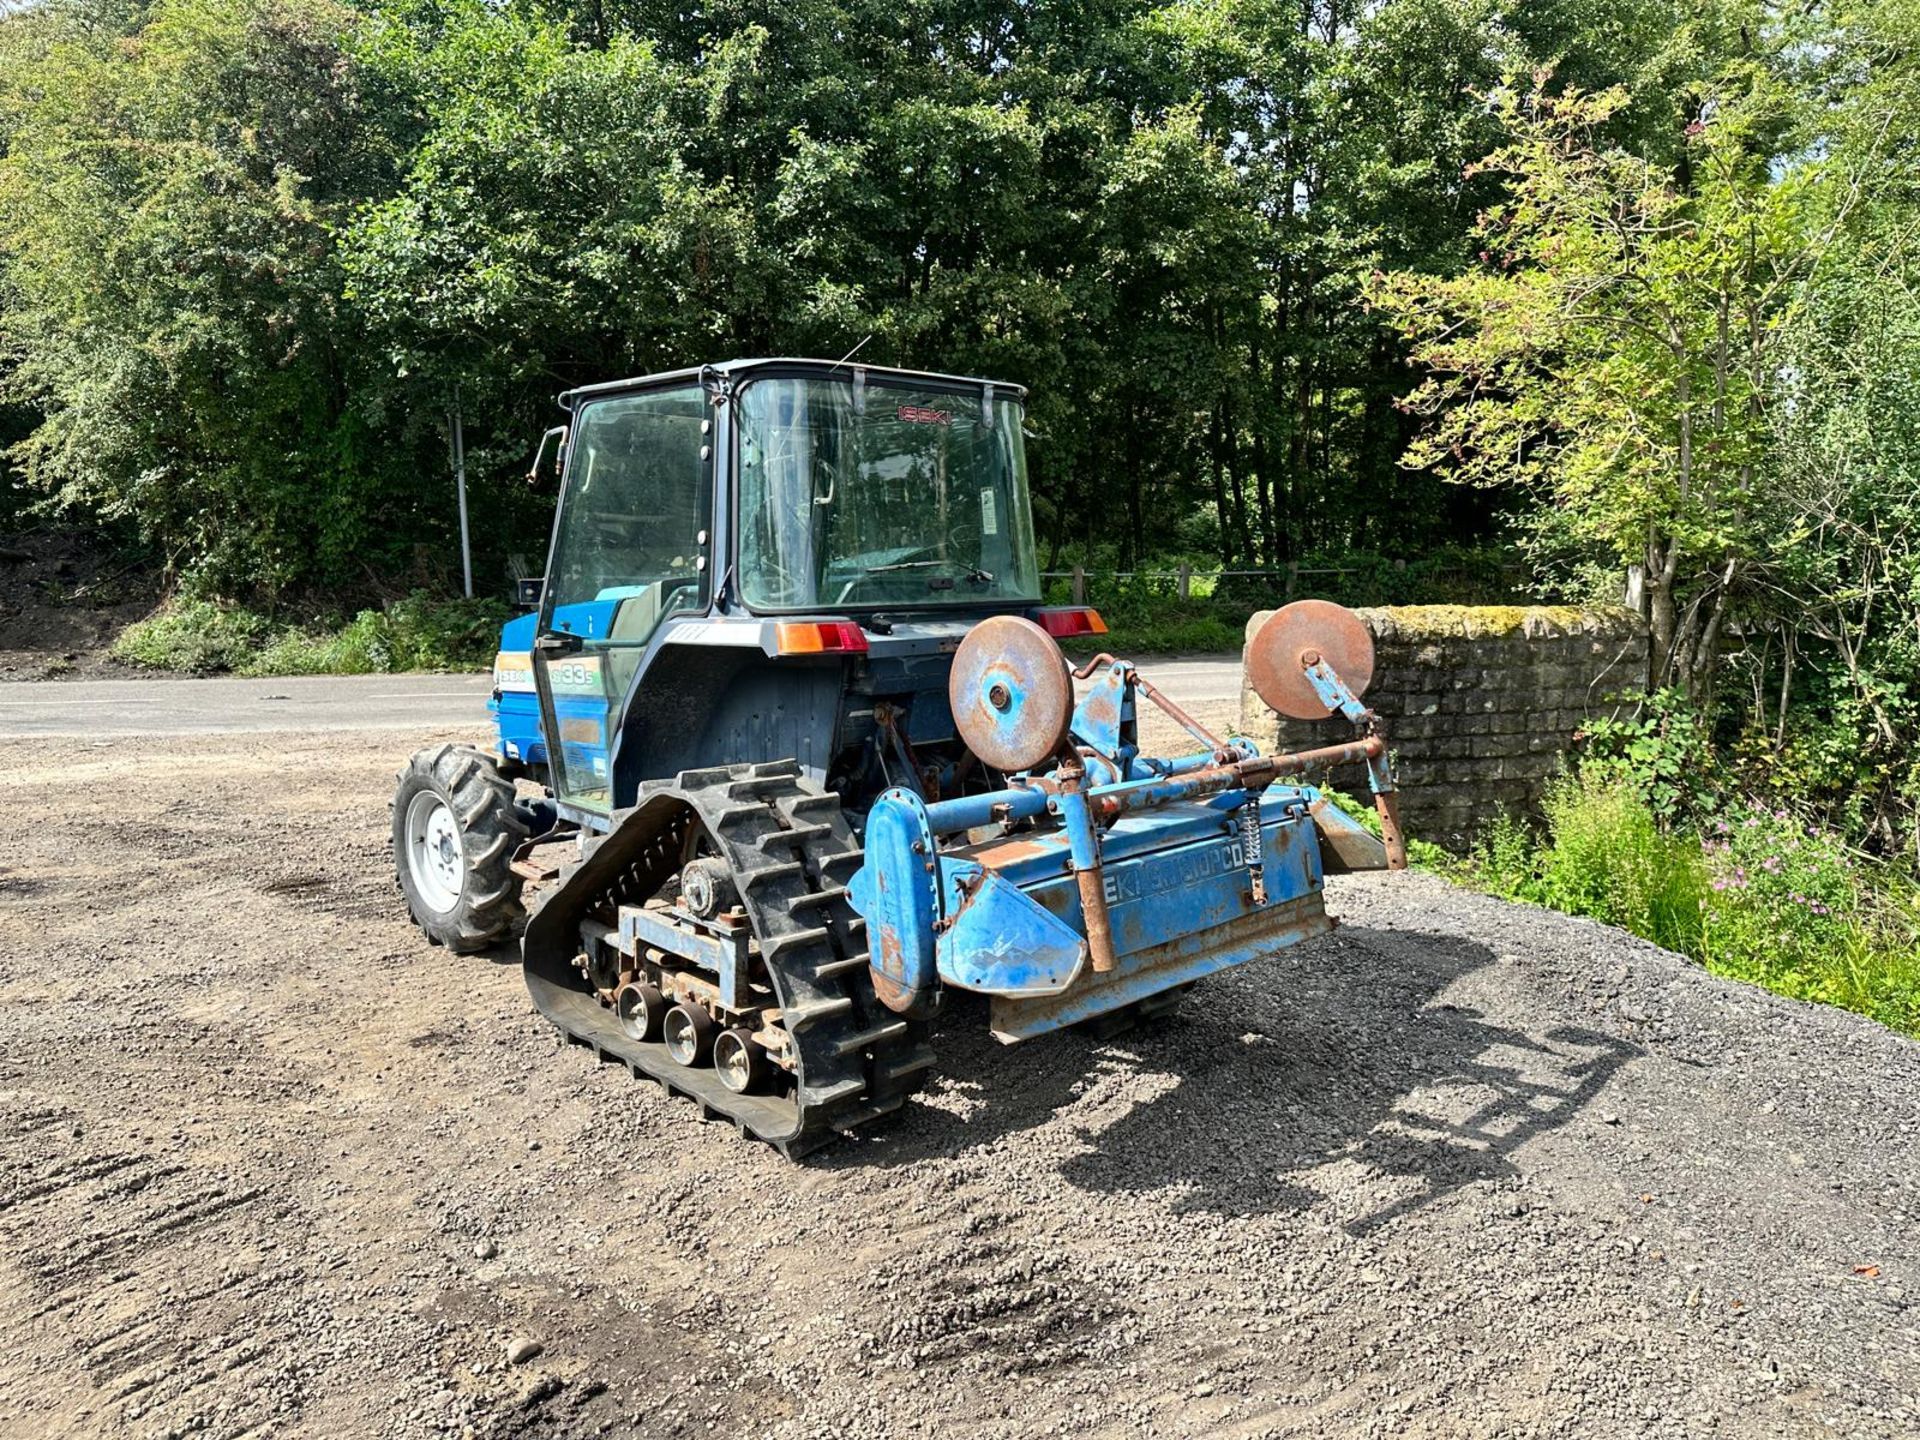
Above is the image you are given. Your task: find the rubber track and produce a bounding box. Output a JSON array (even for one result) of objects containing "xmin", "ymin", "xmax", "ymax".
[{"xmin": 521, "ymin": 760, "xmax": 934, "ymax": 1158}]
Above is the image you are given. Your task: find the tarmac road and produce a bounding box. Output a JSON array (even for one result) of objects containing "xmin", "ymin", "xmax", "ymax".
[{"xmin": 0, "ymin": 653, "xmax": 1246, "ymax": 738}]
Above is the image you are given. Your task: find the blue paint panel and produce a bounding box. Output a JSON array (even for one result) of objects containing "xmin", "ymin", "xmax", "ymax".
[
  {"xmin": 490, "ymin": 611, "xmax": 544, "ymax": 765},
  {"xmin": 846, "ymin": 788, "xmax": 942, "ymax": 1017},
  {"xmin": 944, "ymin": 805, "xmax": 1318, "ymax": 970},
  {"xmin": 939, "ymin": 869, "xmax": 1086, "ymax": 996},
  {"xmin": 548, "ymin": 598, "xmax": 620, "ymax": 640},
  {"xmin": 848, "ymin": 772, "xmax": 1331, "ymax": 1025},
  {"xmin": 989, "ymin": 894, "xmax": 1333, "ymax": 1041},
  {"xmin": 490, "ymin": 688, "xmax": 547, "ymax": 767},
  {"xmin": 486, "ymin": 601, "xmax": 634, "ymax": 776},
  {"xmin": 1070, "ymin": 664, "xmax": 1134, "ymax": 759},
  {"xmin": 500, "ymin": 611, "xmax": 538, "ymax": 649}
]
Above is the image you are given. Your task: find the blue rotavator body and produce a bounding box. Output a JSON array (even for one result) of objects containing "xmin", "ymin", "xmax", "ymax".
[{"xmin": 848, "ymin": 624, "xmax": 1403, "ymax": 1042}]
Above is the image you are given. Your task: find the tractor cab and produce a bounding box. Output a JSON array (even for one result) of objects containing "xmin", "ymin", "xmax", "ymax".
[{"xmin": 495, "ymin": 358, "xmax": 1075, "ymax": 830}]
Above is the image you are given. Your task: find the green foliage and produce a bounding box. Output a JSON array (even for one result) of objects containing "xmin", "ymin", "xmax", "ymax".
[
  {"xmin": 1093, "ymin": 607, "xmax": 1246, "ymax": 657},
  {"xmin": 112, "ymin": 590, "xmax": 505, "ymax": 674},
  {"xmin": 2, "ymin": 0, "xmax": 1718, "ymax": 607},
  {"xmin": 1044, "ymin": 543, "xmax": 1527, "ymax": 652},
  {"xmin": 1741, "ymin": 201, "xmax": 1920, "ymax": 854},
  {"xmin": 0, "ymin": 0, "xmax": 421, "ymax": 597},
  {"xmin": 1577, "ymin": 688, "xmax": 1716, "ymax": 822},
  {"xmin": 109, "ymin": 597, "xmax": 280, "ymax": 673},
  {"xmin": 1362, "ymin": 2, "xmax": 1920, "ymax": 858},
  {"xmin": 1370, "ymin": 64, "xmax": 1819, "ymax": 695},
  {"xmin": 1474, "ymin": 770, "xmax": 1708, "ymax": 954},
  {"xmin": 249, "ymin": 591, "xmax": 507, "ymax": 675},
  {"xmin": 1467, "ymin": 769, "xmax": 1920, "ymax": 1037},
  {"xmin": 1696, "ymin": 807, "xmax": 1920, "ymax": 1032}
]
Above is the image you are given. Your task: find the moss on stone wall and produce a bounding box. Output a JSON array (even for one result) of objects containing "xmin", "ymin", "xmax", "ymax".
[{"xmin": 1245, "ymin": 603, "xmax": 1644, "ymax": 644}]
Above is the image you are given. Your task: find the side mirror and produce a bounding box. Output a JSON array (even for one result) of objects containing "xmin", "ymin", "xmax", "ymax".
[
  {"xmin": 515, "ymin": 577, "xmax": 544, "ymax": 610},
  {"xmin": 527, "ymin": 425, "xmax": 568, "ymax": 489}
]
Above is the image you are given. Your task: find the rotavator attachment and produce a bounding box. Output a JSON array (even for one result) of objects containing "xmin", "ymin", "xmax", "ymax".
[{"xmin": 848, "ymin": 600, "xmax": 1408, "ymax": 1042}]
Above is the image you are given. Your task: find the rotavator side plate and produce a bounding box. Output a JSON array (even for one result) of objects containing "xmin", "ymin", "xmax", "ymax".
[{"xmin": 1248, "ymin": 600, "xmax": 1375, "ymax": 720}]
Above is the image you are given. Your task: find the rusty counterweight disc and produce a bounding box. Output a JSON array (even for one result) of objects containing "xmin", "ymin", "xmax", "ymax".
[
  {"xmin": 1248, "ymin": 599, "xmax": 1375, "ymax": 720},
  {"xmin": 950, "ymin": 615, "xmax": 1074, "ymax": 773}
]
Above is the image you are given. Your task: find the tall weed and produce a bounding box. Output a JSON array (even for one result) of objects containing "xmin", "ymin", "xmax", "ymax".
[
  {"xmin": 1468, "ymin": 767, "xmax": 1920, "ymax": 1036},
  {"xmin": 1473, "ymin": 771, "xmax": 1707, "ymax": 954}
]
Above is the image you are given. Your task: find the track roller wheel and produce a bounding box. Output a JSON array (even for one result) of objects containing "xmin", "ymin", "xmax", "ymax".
[
  {"xmin": 681, "ymin": 857, "xmax": 739, "ymax": 920},
  {"xmin": 712, "ymin": 1028, "xmax": 766, "ymax": 1094},
  {"xmin": 521, "ymin": 760, "xmax": 936, "ymax": 1155},
  {"xmin": 663, "ymin": 1003, "xmax": 716, "ymax": 1066},
  {"xmin": 615, "ymin": 982, "xmax": 667, "ymax": 1043}
]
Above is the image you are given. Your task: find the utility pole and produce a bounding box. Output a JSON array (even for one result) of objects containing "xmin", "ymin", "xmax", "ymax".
[{"xmin": 448, "ymin": 393, "xmax": 473, "ymax": 599}]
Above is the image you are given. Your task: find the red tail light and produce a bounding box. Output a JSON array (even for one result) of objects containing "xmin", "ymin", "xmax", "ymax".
[
  {"xmin": 1030, "ymin": 607, "xmax": 1108, "ymax": 638},
  {"xmin": 774, "ymin": 621, "xmax": 869, "ymax": 655}
]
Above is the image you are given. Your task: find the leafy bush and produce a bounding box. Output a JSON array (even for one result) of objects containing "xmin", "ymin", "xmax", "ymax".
[
  {"xmin": 1577, "ymin": 688, "xmax": 1718, "ymax": 822},
  {"xmin": 248, "ymin": 593, "xmax": 509, "ymax": 676},
  {"xmin": 112, "ymin": 592, "xmax": 507, "ymax": 676},
  {"xmin": 1696, "ymin": 807, "xmax": 1920, "ymax": 1034},
  {"xmin": 108, "ymin": 598, "xmax": 278, "ymax": 674}
]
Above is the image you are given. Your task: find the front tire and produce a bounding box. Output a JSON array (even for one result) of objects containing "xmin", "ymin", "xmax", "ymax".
[{"xmin": 391, "ymin": 744, "xmax": 528, "ymax": 952}]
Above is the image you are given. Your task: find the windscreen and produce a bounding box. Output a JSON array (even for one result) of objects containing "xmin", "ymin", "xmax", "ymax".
[{"xmin": 737, "ymin": 377, "xmax": 1040, "ymax": 610}]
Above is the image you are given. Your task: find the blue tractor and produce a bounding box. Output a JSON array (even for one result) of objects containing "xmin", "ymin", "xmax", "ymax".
[{"xmin": 391, "ymin": 358, "xmax": 1407, "ymax": 1155}]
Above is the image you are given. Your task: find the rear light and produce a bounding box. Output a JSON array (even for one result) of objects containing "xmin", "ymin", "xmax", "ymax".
[
  {"xmin": 774, "ymin": 620, "xmax": 869, "ymax": 655},
  {"xmin": 1031, "ymin": 607, "xmax": 1108, "ymax": 638}
]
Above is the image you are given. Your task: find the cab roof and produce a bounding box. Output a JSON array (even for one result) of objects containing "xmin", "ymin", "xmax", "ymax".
[{"xmin": 558, "ymin": 357, "xmax": 1028, "ymax": 409}]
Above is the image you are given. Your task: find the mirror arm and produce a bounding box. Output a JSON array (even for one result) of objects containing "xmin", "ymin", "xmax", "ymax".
[{"xmin": 527, "ymin": 425, "xmax": 569, "ymax": 488}]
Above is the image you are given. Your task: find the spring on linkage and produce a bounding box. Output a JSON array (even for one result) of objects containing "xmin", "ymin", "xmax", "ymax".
[{"xmin": 1239, "ymin": 794, "xmax": 1266, "ymax": 905}]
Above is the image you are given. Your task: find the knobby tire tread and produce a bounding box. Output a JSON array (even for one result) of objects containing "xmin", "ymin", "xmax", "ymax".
[{"xmin": 521, "ymin": 761, "xmax": 932, "ymax": 1158}]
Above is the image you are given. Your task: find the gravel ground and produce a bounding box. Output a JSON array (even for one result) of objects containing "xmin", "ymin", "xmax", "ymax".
[{"xmin": 1, "ymin": 721, "xmax": 1916, "ymax": 1440}]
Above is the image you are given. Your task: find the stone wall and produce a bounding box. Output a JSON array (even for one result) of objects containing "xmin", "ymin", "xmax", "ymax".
[{"xmin": 1238, "ymin": 605, "xmax": 1649, "ymax": 849}]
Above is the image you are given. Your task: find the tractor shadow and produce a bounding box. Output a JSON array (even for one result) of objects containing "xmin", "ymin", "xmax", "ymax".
[{"xmin": 858, "ymin": 927, "xmax": 1639, "ymax": 1235}]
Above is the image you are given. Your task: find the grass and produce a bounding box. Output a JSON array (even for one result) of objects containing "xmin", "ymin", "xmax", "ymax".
[
  {"xmin": 1461, "ymin": 767, "xmax": 1920, "ymax": 1038},
  {"xmin": 1097, "ymin": 607, "xmax": 1248, "ymax": 654},
  {"xmin": 111, "ymin": 592, "xmax": 508, "ymax": 676}
]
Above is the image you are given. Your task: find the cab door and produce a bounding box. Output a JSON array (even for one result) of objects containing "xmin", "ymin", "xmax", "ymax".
[{"xmin": 533, "ymin": 383, "xmax": 713, "ymax": 813}]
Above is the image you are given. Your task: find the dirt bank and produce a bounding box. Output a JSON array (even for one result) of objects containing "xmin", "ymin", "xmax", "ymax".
[{"xmin": 0, "ymin": 526, "xmax": 157, "ymax": 679}]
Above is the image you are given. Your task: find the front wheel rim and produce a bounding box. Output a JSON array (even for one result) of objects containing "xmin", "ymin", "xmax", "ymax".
[{"xmin": 405, "ymin": 790, "xmax": 465, "ymax": 914}]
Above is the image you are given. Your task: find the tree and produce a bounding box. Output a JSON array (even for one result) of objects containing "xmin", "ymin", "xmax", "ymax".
[
  {"xmin": 0, "ymin": 0, "xmax": 407, "ymax": 596},
  {"xmin": 1735, "ymin": 0, "xmax": 1920, "ymax": 855},
  {"xmin": 1369, "ymin": 75, "xmax": 1821, "ymax": 693}
]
